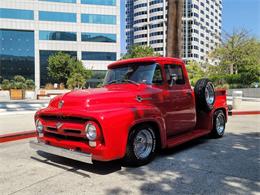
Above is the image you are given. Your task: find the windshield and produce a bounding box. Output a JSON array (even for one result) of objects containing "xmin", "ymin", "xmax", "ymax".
[{"xmin": 103, "ymin": 63, "xmax": 163, "ymax": 85}]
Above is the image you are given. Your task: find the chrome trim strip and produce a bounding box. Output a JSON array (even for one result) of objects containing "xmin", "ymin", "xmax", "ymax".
[{"xmin": 29, "ymin": 140, "xmax": 92, "ymax": 164}]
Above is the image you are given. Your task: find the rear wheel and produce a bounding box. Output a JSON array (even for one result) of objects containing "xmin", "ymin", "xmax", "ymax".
[
  {"xmin": 123, "ymin": 125, "xmax": 157, "ymax": 166},
  {"xmin": 194, "ymin": 78, "xmax": 215, "ymax": 112},
  {"xmin": 211, "ymin": 110, "xmax": 226, "ymax": 138}
]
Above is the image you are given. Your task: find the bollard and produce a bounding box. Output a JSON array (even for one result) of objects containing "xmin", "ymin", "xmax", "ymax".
[{"xmin": 232, "ymin": 91, "xmax": 243, "ymax": 109}]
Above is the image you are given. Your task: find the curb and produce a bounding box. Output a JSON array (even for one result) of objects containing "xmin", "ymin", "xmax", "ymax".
[
  {"xmin": 0, "ymin": 131, "xmax": 36, "ymax": 143},
  {"xmin": 228, "ymin": 110, "xmax": 260, "ymax": 116}
]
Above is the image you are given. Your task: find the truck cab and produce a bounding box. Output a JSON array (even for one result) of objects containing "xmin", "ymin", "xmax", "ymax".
[{"xmin": 30, "ymin": 57, "xmax": 228, "ymax": 166}]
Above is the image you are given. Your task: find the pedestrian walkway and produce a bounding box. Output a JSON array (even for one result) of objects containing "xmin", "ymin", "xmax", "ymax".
[{"xmin": 0, "ymin": 100, "xmax": 49, "ymax": 113}]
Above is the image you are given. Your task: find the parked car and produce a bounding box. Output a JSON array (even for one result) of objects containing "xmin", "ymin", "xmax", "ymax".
[{"xmin": 30, "ymin": 57, "xmax": 228, "ymax": 166}]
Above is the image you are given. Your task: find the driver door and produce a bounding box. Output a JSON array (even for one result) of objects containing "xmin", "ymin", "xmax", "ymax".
[{"xmin": 164, "ymin": 64, "xmax": 196, "ymax": 137}]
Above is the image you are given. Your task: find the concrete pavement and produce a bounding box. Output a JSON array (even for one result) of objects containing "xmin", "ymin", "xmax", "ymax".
[{"xmin": 0, "ymin": 115, "xmax": 259, "ymax": 195}]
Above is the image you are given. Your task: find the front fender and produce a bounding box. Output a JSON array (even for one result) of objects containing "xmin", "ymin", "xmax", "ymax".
[{"xmin": 100, "ymin": 105, "xmax": 166, "ymax": 160}]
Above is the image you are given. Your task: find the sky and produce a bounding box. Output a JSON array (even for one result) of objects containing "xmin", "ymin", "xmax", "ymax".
[{"xmin": 120, "ymin": 0, "xmax": 260, "ymax": 53}]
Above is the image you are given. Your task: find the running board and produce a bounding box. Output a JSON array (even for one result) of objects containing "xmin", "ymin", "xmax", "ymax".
[{"xmin": 166, "ymin": 129, "xmax": 210, "ymax": 148}]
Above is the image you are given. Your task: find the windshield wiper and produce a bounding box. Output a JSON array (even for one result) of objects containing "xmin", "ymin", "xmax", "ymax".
[
  {"xmin": 107, "ymin": 80, "xmax": 119, "ymax": 85},
  {"xmin": 121, "ymin": 79, "xmax": 140, "ymax": 86},
  {"xmin": 105, "ymin": 79, "xmax": 140, "ymax": 86}
]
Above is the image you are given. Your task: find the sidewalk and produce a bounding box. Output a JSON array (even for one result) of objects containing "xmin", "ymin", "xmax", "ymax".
[{"xmin": 0, "ymin": 100, "xmax": 49, "ymax": 113}]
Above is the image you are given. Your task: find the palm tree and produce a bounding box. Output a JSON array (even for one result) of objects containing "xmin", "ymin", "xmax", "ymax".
[{"xmin": 166, "ymin": 0, "xmax": 184, "ymax": 58}]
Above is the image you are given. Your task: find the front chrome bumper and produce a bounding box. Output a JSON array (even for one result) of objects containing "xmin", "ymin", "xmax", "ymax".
[{"xmin": 29, "ymin": 140, "xmax": 93, "ymax": 164}]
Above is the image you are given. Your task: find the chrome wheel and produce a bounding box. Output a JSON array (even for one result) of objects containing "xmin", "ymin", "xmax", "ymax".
[
  {"xmin": 216, "ymin": 113, "xmax": 225, "ymax": 135},
  {"xmin": 205, "ymin": 82, "xmax": 215, "ymax": 105},
  {"xmin": 133, "ymin": 129, "xmax": 154, "ymax": 159}
]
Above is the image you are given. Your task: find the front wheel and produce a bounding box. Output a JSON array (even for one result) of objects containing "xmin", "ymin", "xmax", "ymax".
[
  {"xmin": 123, "ymin": 125, "xmax": 157, "ymax": 166},
  {"xmin": 211, "ymin": 110, "xmax": 226, "ymax": 138}
]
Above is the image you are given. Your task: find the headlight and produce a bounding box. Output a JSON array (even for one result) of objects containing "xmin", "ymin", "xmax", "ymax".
[
  {"xmin": 85, "ymin": 123, "xmax": 97, "ymax": 141},
  {"xmin": 36, "ymin": 119, "xmax": 43, "ymax": 133}
]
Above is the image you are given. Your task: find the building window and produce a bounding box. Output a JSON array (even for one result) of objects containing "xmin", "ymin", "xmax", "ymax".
[
  {"xmin": 81, "ymin": 32, "xmax": 116, "ymax": 43},
  {"xmin": 134, "ymin": 3, "xmax": 147, "ymax": 9},
  {"xmin": 40, "ymin": 0, "xmax": 76, "ymax": 3},
  {"xmin": 150, "ymin": 15, "xmax": 163, "ymax": 21},
  {"xmin": 82, "ymin": 51, "xmax": 116, "ymax": 61},
  {"xmin": 150, "ymin": 0, "xmax": 163, "ymax": 6},
  {"xmin": 134, "ymin": 34, "xmax": 147, "ymax": 39},
  {"xmin": 39, "ymin": 11, "xmax": 76, "ymax": 23},
  {"xmin": 39, "ymin": 31, "xmax": 77, "ymax": 41},
  {"xmin": 0, "ymin": 8, "xmax": 33, "ymax": 20},
  {"xmin": 150, "ymin": 7, "xmax": 163, "ymax": 13},
  {"xmin": 0, "ymin": 29, "xmax": 34, "ymax": 81},
  {"xmin": 81, "ymin": 0, "xmax": 116, "ymax": 6},
  {"xmin": 39, "ymin": 51, "xmax": 77, "ymax": 86},
  {"xmin": 150, "ymin": 31, "xmax": 163, "ymax": 37},
  {"xmin": 81, "ymin": 14, "xmax": 116, "ymax": 25}
]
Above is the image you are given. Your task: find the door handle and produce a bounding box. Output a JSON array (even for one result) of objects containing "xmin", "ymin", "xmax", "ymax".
[{"xmin": 186, "ymin": 91, "xmax": 192, "ymax": 95}]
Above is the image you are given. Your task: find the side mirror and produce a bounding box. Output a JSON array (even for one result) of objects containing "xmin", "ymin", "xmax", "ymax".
[{"xmin": 170, "ymin": 73, "xmax": 177, "ymax": 87}]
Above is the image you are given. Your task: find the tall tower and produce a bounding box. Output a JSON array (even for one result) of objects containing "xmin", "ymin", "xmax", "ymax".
[{"xmin": 125, "ymin": 0, "xmax": 222, "ymax": 64}]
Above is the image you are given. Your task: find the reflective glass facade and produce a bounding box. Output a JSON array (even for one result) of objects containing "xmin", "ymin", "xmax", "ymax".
[
  {"xmin": 81, "ymin": 14, "xmax": 116, "ymax": 24},
  {"xmin": 39, "ymin": 11, "xmax": 76, "ymax": 23},
  {"xmin": 39, "ymin": 31, "xmax": 77, "ymax": 41},
  {"xmin": 81, "ymin": 0, "xmax": 116, "ymax": 6},
  {"xmin": 0, "ymin": 29, "xmax": 35, "ymax": 80},
  {"xmin": 40, "ymin": 0, "xmax": 76, "ymax": 3},
  {"xmin": 40, "ymin": 50, "xmax": 77, "ymax": 86},
  {"xmin": 81, "ymin": 32, "xmax": 116, "ymax": 43},
  {"xmin": 0, "ymin": 8, "xmax": 33, "ymax": 20},
  {"xmin": 82, "ymin": 51, "xmax": 116, "ymax": 61}
]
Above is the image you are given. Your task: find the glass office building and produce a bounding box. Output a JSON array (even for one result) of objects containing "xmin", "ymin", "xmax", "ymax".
[{"xmin": 0, "ymin": 0, "xmax": 120, "ymax": 88}]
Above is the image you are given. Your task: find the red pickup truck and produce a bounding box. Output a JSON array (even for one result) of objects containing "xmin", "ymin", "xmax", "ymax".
[{"xmin": 30, "ymin": 57, "xmax": 228, "ymax": 166}]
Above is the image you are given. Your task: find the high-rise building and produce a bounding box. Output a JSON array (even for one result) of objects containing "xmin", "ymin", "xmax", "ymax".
[
  {"xmin": 126, "ymin": 0, "xmax": 222, "ymax": 63},
  {"xmin": 0, "ymin": 0, "xmax": 120, "ymax": 88}
]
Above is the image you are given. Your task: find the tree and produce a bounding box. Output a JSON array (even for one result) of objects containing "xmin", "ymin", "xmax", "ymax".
[
  {"xmin": 186, "ymin": 61, "xmax": 205, "ymax": 86},
  {"xmin": 47, "ymin": 52, "xmax": 92, "ymax": 88},
  {"xmin": 122, "ymin": 45, "xmax": 160, "ymax": 59},
  {"xmin": 47, "ymin": 52, "xmax": 73, "ymax": 84},
  {"xmin": 67, "ymin": 60, "xmax": 92, "ymax": 89},
  {"xmin": 67, "ymin": 73, "xmax": 86, "ymax": 89},
  {"xmin": 210, "ymin": 30, "xmax": 260, "ymax": 86}
]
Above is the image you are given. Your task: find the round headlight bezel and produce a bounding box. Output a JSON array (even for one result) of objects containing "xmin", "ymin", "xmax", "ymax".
[
  {"xmin": 85, "ymin": 122, "xmax": 97, "ymax": 141},
  {"xmin": 36, "ymin": 119, "xmax": 43, "ymax": 133}
]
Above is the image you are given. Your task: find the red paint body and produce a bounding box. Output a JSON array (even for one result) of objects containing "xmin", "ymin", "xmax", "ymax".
[{"xmin": 35, "ymin": 57, "xmax": 228, "ymax": 161}]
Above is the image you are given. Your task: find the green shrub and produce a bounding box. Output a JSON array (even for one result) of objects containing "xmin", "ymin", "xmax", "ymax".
[
  {"xmin": 14, "ymin": 75, "xmax": 26, "ymax": 83},
  {"xmin": 0, "ymin": 76, "xmax": 35, "ymax": 90},
  {"xmin": 25, "ymin": 79, "xmax": 35, "ymax": 90},
  {"xmin": 1, "ymin": 79, "xmax": 11, "ymax": 90}
]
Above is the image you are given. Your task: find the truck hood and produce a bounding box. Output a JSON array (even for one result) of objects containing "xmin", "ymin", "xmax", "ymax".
[{"xmin": 50, "ymin": 84, "xmax": 158, "ymax": 111}]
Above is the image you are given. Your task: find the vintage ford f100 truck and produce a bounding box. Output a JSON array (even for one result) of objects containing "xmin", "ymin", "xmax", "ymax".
[{"xmin": 30, "ymin": 57, "xmax": 228, "ymax": 166}]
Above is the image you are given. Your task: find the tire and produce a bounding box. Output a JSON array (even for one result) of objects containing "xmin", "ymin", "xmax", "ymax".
[
  {"xmin": 194, "ymin": 78, "xmax": 215, "ymax": 112},
  {"xmin": 123, "ymin": 125, "xmax": 157, "ymax": 166},
  {"xmin": 211, "ymin": 110, "xmax": 226, "ymax": 138}
]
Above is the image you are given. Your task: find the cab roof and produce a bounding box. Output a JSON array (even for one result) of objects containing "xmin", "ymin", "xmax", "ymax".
[{"xmin": 107, "ymin": 57, "xmax": 185, "ymax": 69}]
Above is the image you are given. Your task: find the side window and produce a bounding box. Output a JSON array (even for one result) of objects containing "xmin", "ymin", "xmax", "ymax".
[
  {"xmin": 152, "ymin": 65, "xmax": 163, "ymax": 85},
  {"xmin": 165, "ymin": 64, "xmax": 185, "ymax": 85}
]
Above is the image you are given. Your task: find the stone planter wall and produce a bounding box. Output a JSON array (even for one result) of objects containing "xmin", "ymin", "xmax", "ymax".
[{"xmin": 0, "ymin": 91, "xmax": 10, "ymax": 101}]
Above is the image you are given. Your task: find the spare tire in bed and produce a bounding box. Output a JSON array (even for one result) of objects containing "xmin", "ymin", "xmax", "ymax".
[{"xmin": 194, "ymin": 78, "xmax": 215, "ymax": 112}]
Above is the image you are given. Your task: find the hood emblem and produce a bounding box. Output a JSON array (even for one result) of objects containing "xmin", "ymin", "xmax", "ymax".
[
  {"xmin": 56, "ymin": 122, "xmax": 63, "ymax": 129},
  {"xmin": 58, "ymin": 100, "xmax": 64, "ymax": 108}
]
